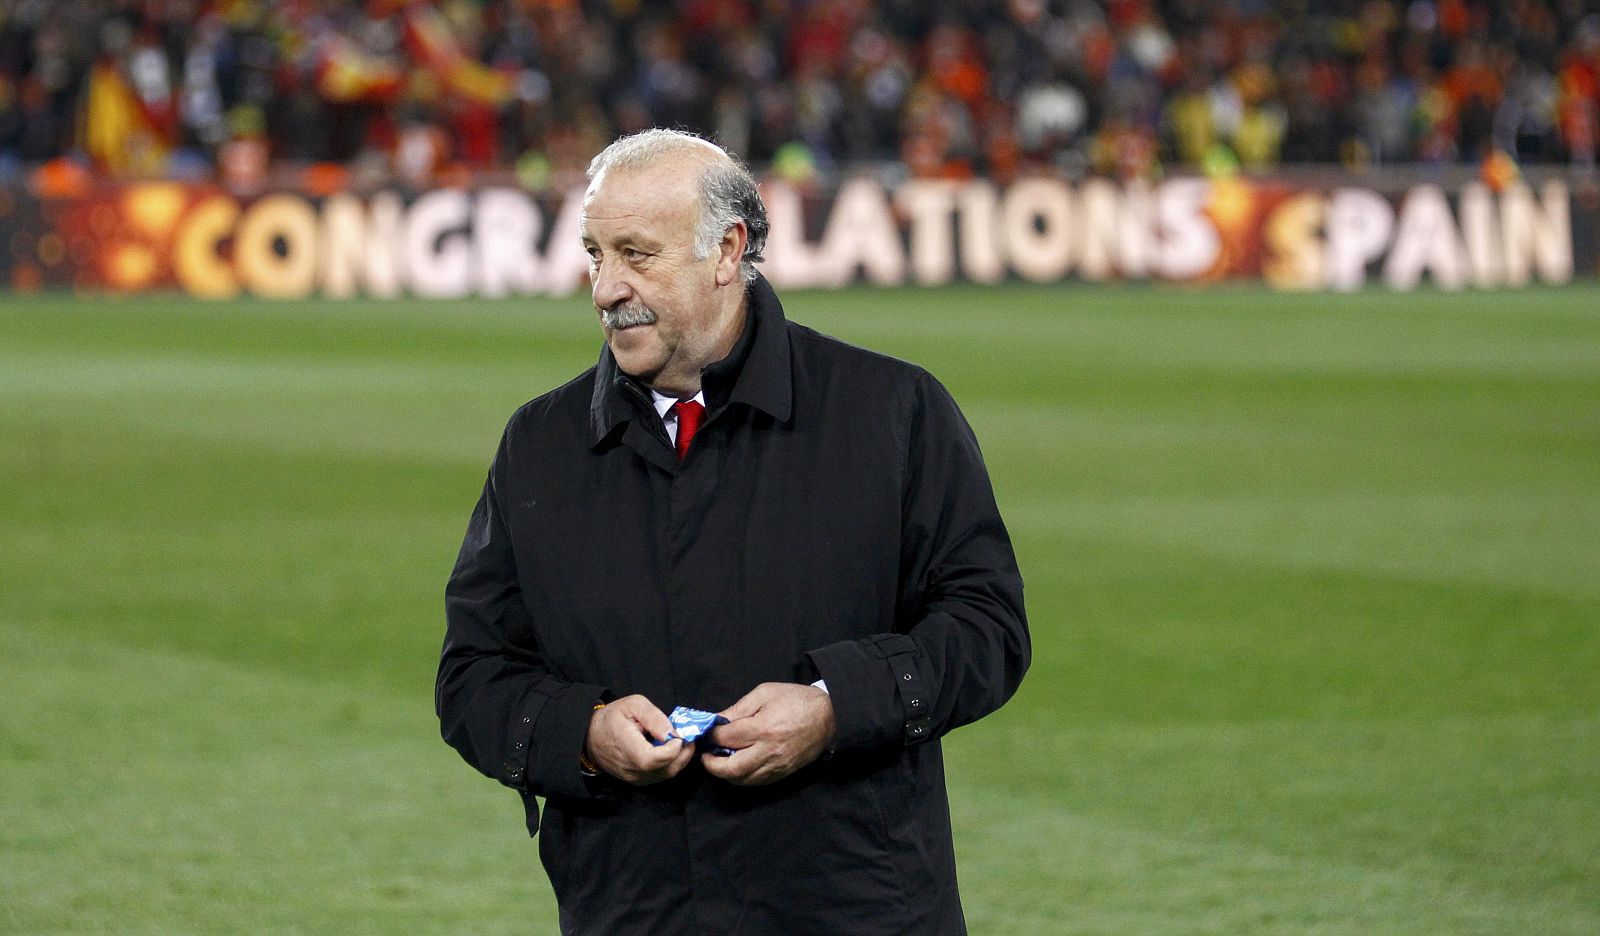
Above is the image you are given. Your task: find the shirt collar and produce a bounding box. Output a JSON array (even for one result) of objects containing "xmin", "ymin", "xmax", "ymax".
[
  {"xmin": 590, "ymin": 273, "xmax": 793, "ymax": 447},
  {"xmin": 651, "ymin": 388, "xmax": 704, "ymax": 419}
]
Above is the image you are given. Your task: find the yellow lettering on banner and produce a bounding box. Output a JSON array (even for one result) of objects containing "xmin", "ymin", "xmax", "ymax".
[
  {"xmin": 320, "ymin": 193, "xmax": 368, "ymax": 299},
  {"xmin": 1077, "ymin": 179, "xmax": 1118, "ymax": 281},
  {"xmin": 1458, "ymin": 183, "xmax": 1503, "ymax": 288},
  {"xmin": 896, "ymin": 180, "xmax": 957, "ymax": 285},
  {"xmin": 316, "ymin": 191, "xmax": 405, "ymax": 299},
  {"xmin": 236, "ymin": 194, "xmax": 318, "ymax": 299},
  {"xmin": 1155, "ymin": 179, "xmax": 1220, "ymax": 280},
  {"xmin": 1078, "ymin": 178, "xmax": 1154, "ymax": 281},
  {"xmin": 539, "ymin": 189, "xmax": 591, "ymax": 297},
  {"xmin": 1501, "ymin": 180, "xmax": 1572, "ymax": 286},
  {"xmin": 1324, "ymin": 188, "xmax": 1394, "ymax": 291},
  {"xmin": 1384, "ymin": 184, "xmax": 1467, "ymax": 290},
  {"xmin": 1263, "ymin": 193, "xmax": 1326, "ymax": 290},
  {"xmin": 474, "ymin": 188, "xmax": 543, "ymax": 297},
  {"xmin": 956, "ymin": 180, "xmax": 1004, "ymax": 284},
  {"xmin": 757, "ymin": 181, "xmax": 820, "ymax": 289},
  {"xmin": 1000, "ymin": 178, "xmax": 1074, "ymax": 283},
  {"xmin": 814, "ymin": 178, "xmax": 905, "ymax": 287},
  {"xmin": 173, "ymin": 195, "xmax": 241, "ymax": 299}
]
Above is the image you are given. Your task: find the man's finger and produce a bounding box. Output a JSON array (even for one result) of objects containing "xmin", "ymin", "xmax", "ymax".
[
  {"xmin": 666, "ymin": 737, "xmax": 697, "ymax": 774},
  {"xmin": 619, "ymin": 698, "xmax": 675, "ymax": 743},
  {"xmin": 711, "ymin": 682, "xmax": 786, "ymax": 747},
  {"xmin": 612, "ymin": 733, "xmax": 692, "ymax": 784},
  {"xmin": 703, "ymin": 747, "xmax": 787, "ymax": 787},
  {"xmin": 701, "ymin": 745, "xmax": 764, "ymax": 781},
  {"xmin": 635, "ymin": 734, "xmax": 688, "ymax": 764},
  {"xmin": 706, "ymin": 715, "xmax": 764, "ymax": 750}
]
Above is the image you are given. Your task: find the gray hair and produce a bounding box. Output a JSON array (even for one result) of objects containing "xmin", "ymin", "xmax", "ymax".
[{"xmin": 586, "ymin": 129, "xmax": 768, "ymax": 284}]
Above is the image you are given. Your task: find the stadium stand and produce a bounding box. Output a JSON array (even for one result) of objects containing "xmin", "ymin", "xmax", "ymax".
[{"xmin": 1, "ymin": 0, "xmax": 1597, "ymax": 186}]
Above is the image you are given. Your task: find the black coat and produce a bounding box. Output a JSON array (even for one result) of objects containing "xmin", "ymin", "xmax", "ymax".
[{"xmin": 439, "ymin": 276, "xmax": 1029, "ymax": 935}]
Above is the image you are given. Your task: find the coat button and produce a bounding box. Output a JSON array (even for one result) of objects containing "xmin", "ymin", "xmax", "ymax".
[{"xmin": 902, "ymin": 673, "xmax": 912, "ymax": 681}]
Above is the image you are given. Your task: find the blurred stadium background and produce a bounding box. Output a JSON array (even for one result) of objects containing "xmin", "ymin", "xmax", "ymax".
[{"xmin": 2, "ymin": 1, "xmax": 1598, "ymax": 934}]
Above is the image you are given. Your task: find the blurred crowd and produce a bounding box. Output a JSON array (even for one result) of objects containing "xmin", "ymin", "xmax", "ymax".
[{"xmin": 3, "ymin": 0, "xmax": 1600, "ymax": 189}]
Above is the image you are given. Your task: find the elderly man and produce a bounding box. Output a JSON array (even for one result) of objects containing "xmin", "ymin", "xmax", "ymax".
[{"xmin": 438, "ymin": 128, "xmax": 1029, "ymax": 935}]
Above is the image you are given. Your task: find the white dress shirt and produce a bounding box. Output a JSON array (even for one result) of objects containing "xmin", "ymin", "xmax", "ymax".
[{"xmin": 649, "ymin": 389, "xmax": 706, "ymax": 446}]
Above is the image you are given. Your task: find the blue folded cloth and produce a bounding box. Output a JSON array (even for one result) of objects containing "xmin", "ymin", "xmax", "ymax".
[{"xmin": 652, "ymin": 705, "xmax": 734, "ymax": 755}]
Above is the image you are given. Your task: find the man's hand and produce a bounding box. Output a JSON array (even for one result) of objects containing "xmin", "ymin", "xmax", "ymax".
[
  {"xmin": 702, "ymin": 682, "xmax": 837, "ymax": 786},
  {"xmin": 584, "ymin": 695, "xmax": 695, "ymax": 786}
]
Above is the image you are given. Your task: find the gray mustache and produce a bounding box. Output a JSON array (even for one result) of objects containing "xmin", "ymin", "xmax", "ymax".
[{"xmin": 602, "ymin": 303, "xmax": 657, "ymax": 329}]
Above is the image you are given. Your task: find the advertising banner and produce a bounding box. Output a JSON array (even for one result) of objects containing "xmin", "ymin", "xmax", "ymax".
[{"xmin": 0, "ymin": 174, "xmax": 1592, "ymax": 297}]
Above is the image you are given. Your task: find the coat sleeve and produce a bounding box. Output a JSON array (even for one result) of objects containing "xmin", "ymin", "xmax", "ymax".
[
  {"xmin": 437, "ymin": 430, "xmax": 610, "ymax": 802},
  {"xmin": 806, "ymin": 371, "xmax": 1030, "ymax": 752}
]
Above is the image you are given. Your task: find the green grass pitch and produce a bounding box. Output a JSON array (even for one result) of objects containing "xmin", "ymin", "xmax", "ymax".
[{"xmin": 2, "ymin": 283, "xmax": 1597, "ymax": 934}]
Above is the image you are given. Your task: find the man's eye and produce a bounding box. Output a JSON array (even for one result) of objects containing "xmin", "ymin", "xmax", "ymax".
[
  {"xmin": 585, "ymin": 246, "xmax": 601, "ymax": 261},
  {"xmin": 624, "ymin": 248, "xmax": 647, "ymax": 261}
]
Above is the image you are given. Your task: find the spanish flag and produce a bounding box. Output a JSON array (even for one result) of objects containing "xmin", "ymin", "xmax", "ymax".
[
  {"xmin": 315, "ymin": 34, "xmax": 405, "ymax": 103},
  {"xmin": 403, "ymin": 2, "xmax": 516, "ymax": 106},
  {"xmin": 81, "ymin": 60, "xmax": 171, "ymax": 176}
]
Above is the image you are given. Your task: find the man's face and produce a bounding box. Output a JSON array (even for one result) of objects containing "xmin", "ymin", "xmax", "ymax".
[{"xmin": 579, "ymin": 155, "xmax": 740, "ymax": 395}]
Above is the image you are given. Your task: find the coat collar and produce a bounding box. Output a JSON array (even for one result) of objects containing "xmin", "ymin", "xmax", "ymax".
[{"xmin": 589, "ymin": 273, "xmax": 793, "ymax": 448}]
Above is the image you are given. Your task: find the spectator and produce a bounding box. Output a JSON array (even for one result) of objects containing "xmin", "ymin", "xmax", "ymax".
[{"xmin": 4, "ymin": 0, "xmax": 1600, "ymax": 181}]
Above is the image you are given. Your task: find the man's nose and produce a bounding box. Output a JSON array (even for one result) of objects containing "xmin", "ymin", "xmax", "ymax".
[{"xmin": 591, "ymin": 256, "xmax": 632, "ymax": 311}]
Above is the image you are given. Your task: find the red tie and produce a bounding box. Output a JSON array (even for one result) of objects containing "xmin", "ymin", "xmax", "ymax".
[{"xmin": 673, "ymin": 399, "xmax": 704, "ymax": 460}]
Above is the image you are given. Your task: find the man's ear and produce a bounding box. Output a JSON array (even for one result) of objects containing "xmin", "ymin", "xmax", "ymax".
[{"xmin": 715, "ymin": 221, "xmax": 748, "ymax": 287}]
